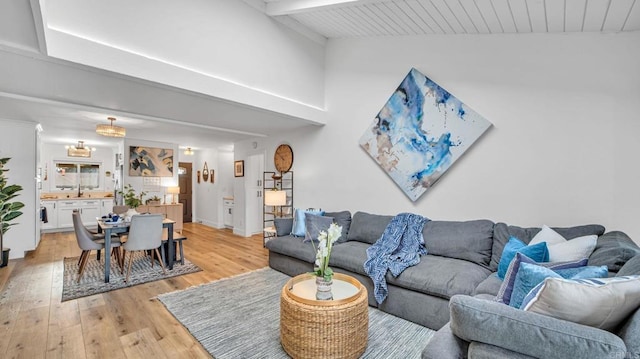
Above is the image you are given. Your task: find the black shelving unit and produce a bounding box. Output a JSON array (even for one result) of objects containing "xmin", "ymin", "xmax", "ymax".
[{"xmin": 263, "ymin": 171, "xmax": 293, "ymax": 246}]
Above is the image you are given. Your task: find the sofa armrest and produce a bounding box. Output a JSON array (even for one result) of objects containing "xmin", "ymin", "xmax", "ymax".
[
  {"xmin": 468, "ymin": 342, "xmax": 535, "ymax": 359},
  {"xmin": 421, "ymin": 322, "xmax": 467, "ymax": 359},
  {"xmin": 449, "ymin": 295, "xmax": 626, "ymax": 359}
]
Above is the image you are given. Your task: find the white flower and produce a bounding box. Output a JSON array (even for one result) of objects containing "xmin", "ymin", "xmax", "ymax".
[{"xmin": 327, "ymin": 223, "xmax": 342, "ymax": 243}]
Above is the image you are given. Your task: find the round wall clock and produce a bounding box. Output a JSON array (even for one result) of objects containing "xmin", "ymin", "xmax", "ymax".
[{"xmin": 274, "ymin": 144, "xmax": 294, "ymax": 173}]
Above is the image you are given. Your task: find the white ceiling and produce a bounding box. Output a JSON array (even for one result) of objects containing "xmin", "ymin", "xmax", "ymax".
[
  {"xmin": 2, "ymin": 0, "xmax": 638, "ymax": 152},
  {"xmin": 260, "ymin": 0, "xmax": 640, "ymax": 37}
]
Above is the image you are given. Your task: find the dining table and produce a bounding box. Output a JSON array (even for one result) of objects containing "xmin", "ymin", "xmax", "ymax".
[{"xmin": 96, "ymin": 217, "xmax": 176, "ymax": 283}]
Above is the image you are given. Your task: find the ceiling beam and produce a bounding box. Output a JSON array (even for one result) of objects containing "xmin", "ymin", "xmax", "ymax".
[{"xmin": 266, "ymin": 0, "xmax": 360, "ymax": 16}]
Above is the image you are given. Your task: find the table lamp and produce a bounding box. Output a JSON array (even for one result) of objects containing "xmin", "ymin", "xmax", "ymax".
[
  {"xmin": 265, "ymin": 190, "xmax": 286, "ymax": 217},
  {"xmin": 167, "ymin": 186, "xmax": 180, "ymax": 204}
]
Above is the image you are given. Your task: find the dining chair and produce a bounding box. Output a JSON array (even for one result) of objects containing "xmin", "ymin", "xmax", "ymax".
[
  {"xmin": 113, "ymin": 205, "xmax": 129, "ymax": 215},
  {"xmin": 72, "ymin": 209, "xmax": 107, "ymax": 264},
  {"xmin": 122, "ymin": 214, "xmax": 165, "ymax": 282},
  {"xmin": 73, "ymin": 211, "xmax": 123, "ymax": 283}
]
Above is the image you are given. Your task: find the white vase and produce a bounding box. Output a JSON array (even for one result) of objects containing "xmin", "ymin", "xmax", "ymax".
[
  {"xmin": 315, "ymin": 276, "xmax": 333, "ymax": 301},
  {"xmin": 125, "ymin": 208, "xmax": 139, "ymax": 221}
]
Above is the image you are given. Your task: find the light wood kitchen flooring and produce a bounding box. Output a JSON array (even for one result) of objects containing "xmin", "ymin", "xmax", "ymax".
[{"xmin": 0, "ymin": 223, "xmax": 269, "ymax": 358}]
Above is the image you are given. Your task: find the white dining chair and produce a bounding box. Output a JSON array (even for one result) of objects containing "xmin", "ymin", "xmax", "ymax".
[{"xmin": 121, "ymin": 214, "xmax": 165, "ymax": 282}]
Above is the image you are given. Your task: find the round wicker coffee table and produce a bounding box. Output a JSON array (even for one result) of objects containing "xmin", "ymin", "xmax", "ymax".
[{"xmin": 280, "ymin": 273, "xmax": 368, "ymax": 359}]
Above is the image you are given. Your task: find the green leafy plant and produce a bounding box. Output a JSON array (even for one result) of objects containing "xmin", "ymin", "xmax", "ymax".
[
  {"xmin": 0, "ymin": 158, "xmax": 25, "ymax": 264},
  {"xmin": 145, "ymin": 195, "xmax": 161, "ymax": 205},
  {"xmin": 118, "ymin": 184, "xmax": 147, "ymax": 208}
]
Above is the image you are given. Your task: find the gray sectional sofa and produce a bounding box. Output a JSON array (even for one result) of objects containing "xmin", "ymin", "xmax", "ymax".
[{"xmin": 265, "ymin": 211, "xmax": 640, "ymax": 358}]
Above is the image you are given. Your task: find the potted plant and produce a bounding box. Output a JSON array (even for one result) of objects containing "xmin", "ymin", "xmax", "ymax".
[
  {"xmin": 309, "ymin": 223, "xmax": 343, "ymax": 300},
  {"xmin": 117, "ymin": 184, "xmax": 147, "ymax": 220},
  {"xmin": 145, "ymin": 195, "xmax": 161, "ymax": 205},
  {"xmin": 0, "ymin": 158, "xmax": 24, "ymax": 267}
]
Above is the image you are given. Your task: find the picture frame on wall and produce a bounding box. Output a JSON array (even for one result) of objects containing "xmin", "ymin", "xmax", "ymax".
[
  {"xmin": 129, "ymin": 146, "xmax": 174, "ymax": 177},
  {"xmin": 234, "ymin": 160, "xmax": 244, "ymax": 177}
]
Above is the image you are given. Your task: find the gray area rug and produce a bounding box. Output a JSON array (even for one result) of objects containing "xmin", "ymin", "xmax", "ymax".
[
  {"xmin": 157, "ymin": 268, "xmax": 434, "ymax": 358},
  {"xmin": 62, "ymin": 253, "xmax": 202, "ymax": 302}
]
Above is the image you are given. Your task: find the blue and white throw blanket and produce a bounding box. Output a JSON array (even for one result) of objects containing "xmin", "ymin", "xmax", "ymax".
[{"xmin": 363, "ymin": 213, "xmax": 429, "ymax": 304}]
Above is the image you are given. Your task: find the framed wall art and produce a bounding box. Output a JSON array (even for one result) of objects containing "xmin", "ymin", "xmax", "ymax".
[
  {"xmin": 129, "ymin": 146, "xmax": 174, "ymax": 177},
  {"xmin": 234, "ymin": 160, "xmax": 244, "ymax": 177},
  {"xmin": 359, "ymin": 68, "xmax": 492, "ymax": 202}
]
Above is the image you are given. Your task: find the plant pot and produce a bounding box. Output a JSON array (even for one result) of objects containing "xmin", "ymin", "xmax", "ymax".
[
  {"xmin": 315, "ymin": 276, "xmax": 333, "ymax": 300},
  {"xmin": 125, "ymin": 208, "xmax": 139, "ymax": 221},
  {"xmin": 0, "ymin": 247, "xmax": 9, "ymax": 268}
]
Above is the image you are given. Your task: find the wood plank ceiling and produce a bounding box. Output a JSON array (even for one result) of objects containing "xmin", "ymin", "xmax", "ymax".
[{"xmin": 261, "ymin": 0, "xmax": 640, "ymax": 38}]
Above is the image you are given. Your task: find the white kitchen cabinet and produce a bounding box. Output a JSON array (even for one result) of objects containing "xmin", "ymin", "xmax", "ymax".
[
  {"xmin": 223, "ymin": 199, "xmax": 234, "ymax": 228},
  {"xmin": 57, "ymin": 200, "xmax": 79, "ymax": 228},
  {"xmin": 101, "ymin": 199, "xmax": 114, "ymax": 217},
  {"xmin": 79, "ymin": 200, "xmax": 101, "ymax": 226},
  {"xmin": 41, "ymin": 201, "xmax": 58, "ymax": 230}
]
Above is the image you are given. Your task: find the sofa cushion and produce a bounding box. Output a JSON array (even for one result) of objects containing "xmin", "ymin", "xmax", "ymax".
[
  {"xmin": 449, "ymin": 295, "xmax": 627, "ymax": 359},
  {"xmin": 421, "ymin": 323, "xmax": 468, "ymax": 359},
  {"xmin": 617, "ymin": 307, "xmax": 640, "ymax": 358},
  {"xmin": 468, "ymin": 342, "xmax": 536, "ymax": 359},
  {"xmin": 324, "ymin": 210, "xmax": 352, "ymax": 243},
  {"xmin": 521, "ymin": 276, "xmax": 640, "ymax": 331},
  {"xmin": 264, "ymin": 235, "xmax": 316, "ymax": 263},
  {"xmin": 474, "ymin": 273, "xmax": 503, "ymax": 297},
  {"xmin": 386, "ymin": 255, "xmax": 492, "ymax": 299},
  {"xmin": 328, "ymin": 241, "xmax": 370, "ymax": 275},
  {"xmin": 422, "ymin": 219, "xmax": 494, "ymax": 267},
  {"xmin": 490, "ymin": 223, "xmax": 606, "ymax": 272},
  {"xmin": 346, "ymin": 211, "xmax": 393, "ymax": 244},
  {"xmin": 291, "ymin": 208, "xmax": 324, "ymax": 237},
  {"xmin": 617, "ymin": 255, "xmax": 640, "ymax": 277},
  {"xmin": 589, "ymin": 231, "xmax": 640, "ymax": 272}
]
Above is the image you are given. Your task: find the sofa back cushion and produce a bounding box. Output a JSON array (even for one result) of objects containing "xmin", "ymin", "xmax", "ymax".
[
  {"xmin": 490, "ymin": 223, "xmax": 605, "ymax": 272},
  {"xmin": 589, "ymin": 231, "xmax": 640, "ymax": 272},
  {"xmin": 422, "ymin": 220, "xmax": 494, "ymax": 267},
  {"xmin": 346, "ymin": 211, "xmax": 393, "ymax": 244}
]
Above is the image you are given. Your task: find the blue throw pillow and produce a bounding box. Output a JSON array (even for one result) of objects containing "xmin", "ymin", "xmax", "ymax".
[
  {"xmin": 496, "ymin": 252, "xmax": 588, "ymax": 305},
  {"xmin": 509, "ymin": 262, "xmax": 609, "ymax": 308},
  {"xmin": 291, "ymin": 208, "xmax": 324, "ymax": 237},
  {"xmin": 497, "ymin": 237, "xmax": 549, "ymax": 279}
]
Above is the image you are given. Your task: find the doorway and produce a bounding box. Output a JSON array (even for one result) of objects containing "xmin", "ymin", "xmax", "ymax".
[
  {"xmin": 178, "ymin": 162, "xmax": 193, "ymax": 223},
  {"xmin": 245, "ymin": 153, "xmax": 264, "ymax": 235}
]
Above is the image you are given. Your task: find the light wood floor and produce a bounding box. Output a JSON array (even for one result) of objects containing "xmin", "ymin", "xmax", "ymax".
[{"xmin": 0, "ymin": 223, "xmax": 269, "ymax": 358}]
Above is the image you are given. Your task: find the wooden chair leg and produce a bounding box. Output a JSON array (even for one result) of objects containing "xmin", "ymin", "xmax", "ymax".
[
  {"xmin": 96, "ymin": 249, "xmax": 101, "ymax": 261},
  {"xmin": 150, "ymin": 250, "xmax": 155, "ymax": 268},
  {"xmin": 119, "ymin": 249, "xmax": 126, "ymax": 274},
  {"xmin": 77, "ymin": 251, "xmax": 88, "ymax": 270},
  {"xmin": 125, "ymin": 251, "xmax": 135, "ymax": 283},
  {"xmin": 154, "ymin": 248, "xmax": 166, "ymax": 275},
  {"xmin": 77, "ymin": 250, "xmax": 91, "ymax": 283}
]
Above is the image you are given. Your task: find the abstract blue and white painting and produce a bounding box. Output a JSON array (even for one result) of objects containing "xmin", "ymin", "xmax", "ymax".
[{"xmin": 359, "ymin": 68, "xmax": 492, "ymax": 202}]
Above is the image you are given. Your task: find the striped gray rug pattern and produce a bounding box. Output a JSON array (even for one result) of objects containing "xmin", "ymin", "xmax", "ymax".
[
  {"xmin": 62, "ymin": 253, "xmax": 202, "ymax": 302},
  {"xmin": 157, "ymin": 268, "xmax": 434, "ymax": 358}
]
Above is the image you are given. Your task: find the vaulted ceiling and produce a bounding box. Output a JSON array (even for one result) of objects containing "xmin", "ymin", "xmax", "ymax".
[{"xmin": 1, "ymin": 0, "xmax": 637, "ymax": 150}]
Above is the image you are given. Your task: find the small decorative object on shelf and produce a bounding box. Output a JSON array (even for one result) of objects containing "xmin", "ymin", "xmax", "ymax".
[{"xmin": 310, "ymin": 223, "xmax": 343, "ymax": 300}]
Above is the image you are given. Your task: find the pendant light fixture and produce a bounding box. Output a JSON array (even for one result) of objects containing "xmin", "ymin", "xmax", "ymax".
[{"xmin": 96, "ymin": 117, "xmax": 126, "ymax": 138}]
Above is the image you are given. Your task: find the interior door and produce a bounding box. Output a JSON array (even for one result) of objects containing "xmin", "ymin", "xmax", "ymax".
[{"xmin": 178, "ymin": 162, "xmax": 193, "ymax": 223}]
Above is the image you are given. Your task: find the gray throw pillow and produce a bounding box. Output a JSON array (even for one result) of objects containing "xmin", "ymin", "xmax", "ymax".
[
  {"xmin": 324, "ymin": 210, "xmax": 352, "ymax": 243},
  {"xmin": 304, "ymin": 214, "xmax": 334, "ymax": 243},
  {"xmin": 274, "ymin": 218, "xmax": 293, "ymax": 237},
  {"xmin": 589, "ymin": 231, "xmax": 640, "ymax": 272}
]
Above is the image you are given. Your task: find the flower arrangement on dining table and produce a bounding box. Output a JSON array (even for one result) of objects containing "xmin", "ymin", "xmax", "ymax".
[{"xmin": 310, "ymin": 222, "xmax": 343, "ymax": 282}]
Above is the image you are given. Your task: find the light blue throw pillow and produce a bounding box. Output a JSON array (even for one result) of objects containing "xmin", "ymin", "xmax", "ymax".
[
  {"xmin": 496, "ymin": 252, "xmax": 588, "ymax": 305},
  {"xmin": 497, "ymin": 237, "xmax": 549, "ymax": 279},
  {"xmin": 291, "ymin": 208, "xmax": 324, "ymax": 237},
  {"xmin": 509, "ymin": 262, "xmax": 609, "ymax": 308}
]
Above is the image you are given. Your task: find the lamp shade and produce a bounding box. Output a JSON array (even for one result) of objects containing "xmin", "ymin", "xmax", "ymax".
[
  {"xmin": 167, "ymin": 186, "xmax": 180, "ymax": 194},
  {"xmin": 265, "ymin": 190, "xmax": 286, "ymax": 206}
]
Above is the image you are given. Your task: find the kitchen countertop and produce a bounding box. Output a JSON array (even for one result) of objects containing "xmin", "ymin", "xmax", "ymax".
[{"xmin": 41, "ymin": 196, "xmax": 114, "ymax": 201}]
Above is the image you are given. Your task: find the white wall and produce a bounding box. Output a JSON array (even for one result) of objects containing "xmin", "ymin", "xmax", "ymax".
[
  {"xmin": 40, "ymin": 142, "xmax": 115, "ymax": 194},
  {"xmin": 192, "ymin": 148, "xmax": 221, "ymax": 228},
  {"xmin": 45, "ymin": 0, "xmax": 326, "ymax": 121},
  {"xmin": 0, "ymin": 119, "xmax": 38, "ymax": 259},
  {"xmin": 234, "ymin": 31, "xmax": 640, "ymax": 243}
]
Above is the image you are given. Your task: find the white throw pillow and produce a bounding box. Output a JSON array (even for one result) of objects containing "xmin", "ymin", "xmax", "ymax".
[
  {"xmin": 529, "ymin": 225, "xmax": 597, "ymax": 262},
  {"xmin": 547, "ymin": 235, "xmax": 597, "ymax": 262},
  {"xmin": 521, "ymin": 276, "xmax": 640, "ymax": 331},
  {"xmin": 529, "ymin": 225, "xmax": 566, "ymax": 246}
]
